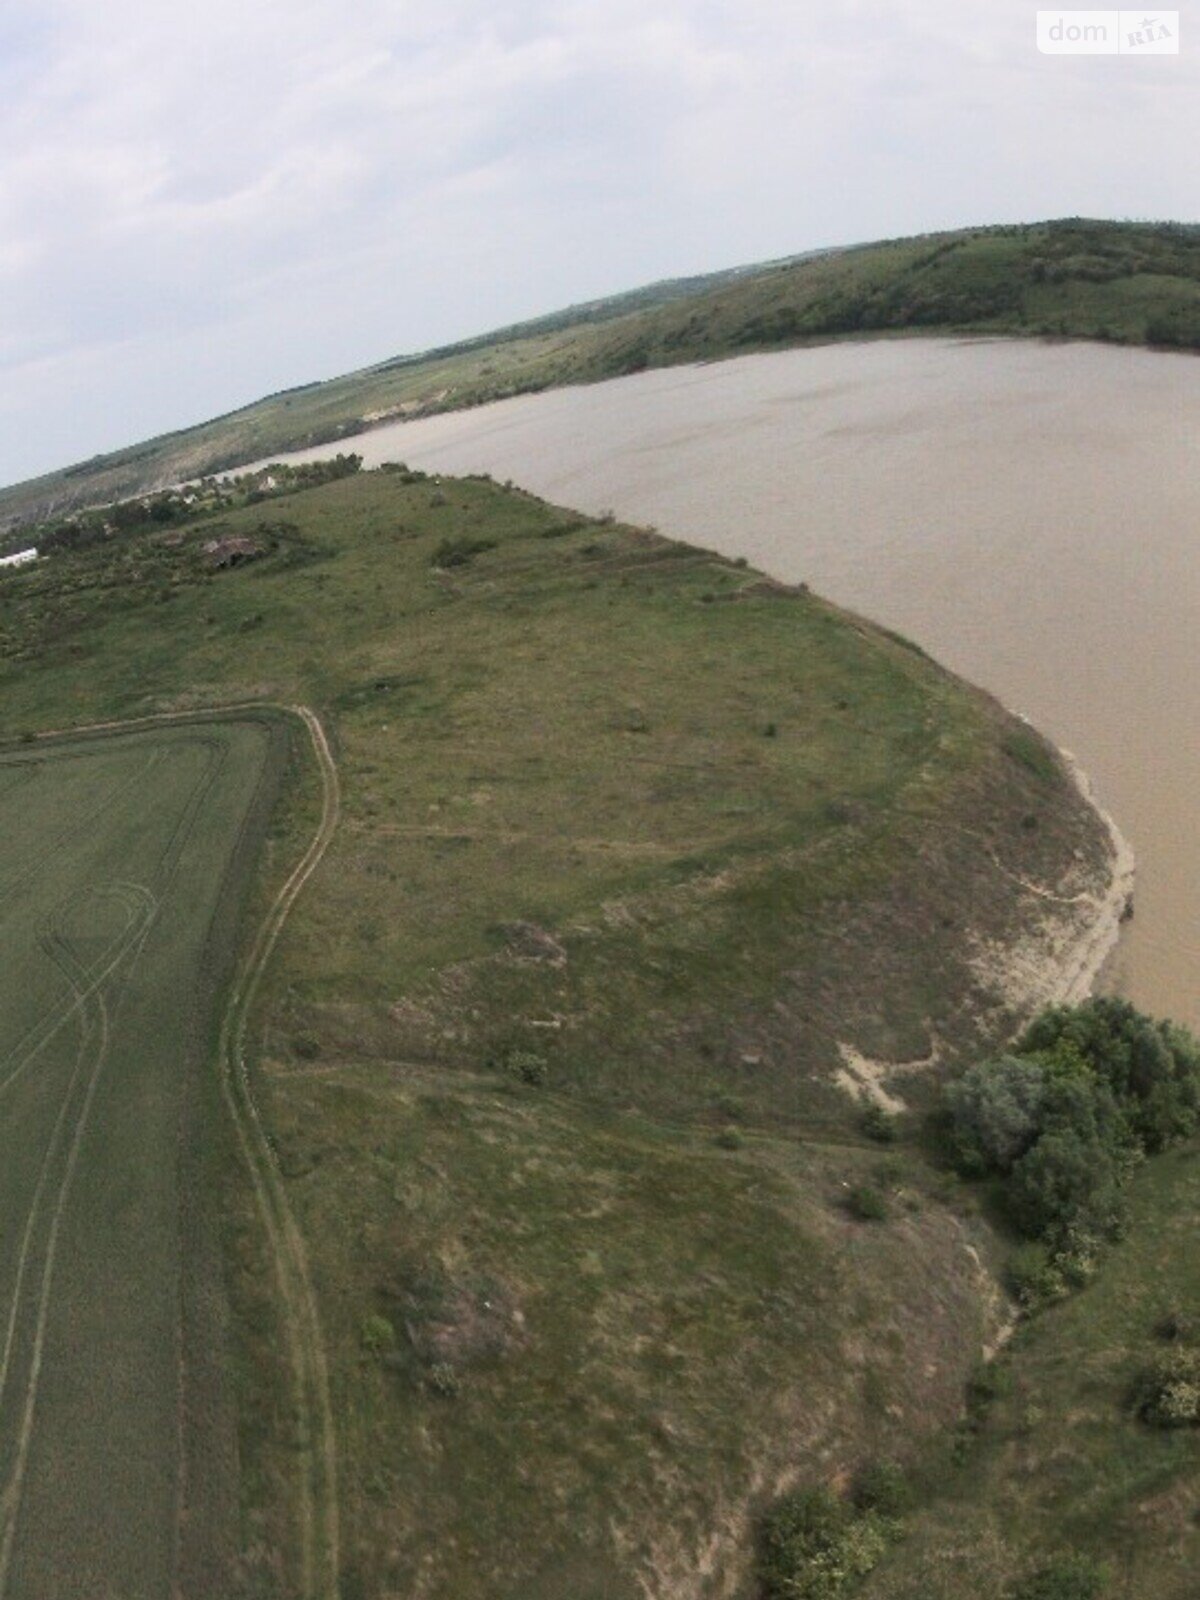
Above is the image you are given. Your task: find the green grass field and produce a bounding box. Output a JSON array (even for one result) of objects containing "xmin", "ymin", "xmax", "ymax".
[
  {"xmin": 0, "ymin": 466, "xmax": 1122, "ymax": 1595},
  {"xmin": 0, "ymin": 715, "xmax": 286, "ymax": 1598},
  {"xmin": 4, "ymin": 217, "xmax": 1200, "ymax": 534}
]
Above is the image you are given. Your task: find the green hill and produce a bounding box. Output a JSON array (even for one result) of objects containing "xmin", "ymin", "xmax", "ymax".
[{"xmin": 4, "ymin": 217, "xmax": 1199, "ymax": 533}]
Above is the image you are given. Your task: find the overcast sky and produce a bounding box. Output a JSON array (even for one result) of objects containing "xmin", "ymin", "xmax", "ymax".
[{"xmin": 0, "ymin": 0, "xmax": 1195, "ymax": 486}]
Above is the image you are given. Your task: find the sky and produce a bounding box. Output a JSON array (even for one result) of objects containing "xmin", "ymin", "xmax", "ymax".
[{"xmin": 0, "ymin": 0, "xmax": 1196, "ymax": 486}]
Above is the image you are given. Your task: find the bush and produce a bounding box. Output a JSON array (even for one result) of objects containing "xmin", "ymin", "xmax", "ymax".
[
  {"xmin": 1146, "ymin": 306, "xmax": 1200, "ymax": 349},
  {"xmin": 860, "ymin": 1102, "xmax": 897, "ymax": 1144},
  {"xmin": 1154, "ymin": 1305, "xmax": 1195, "ymax": 1343},
  {"xmin": 1135, "ymin": 1345, "xmax": 1200, "ymax": 1427},
  {"xmin": 846, "ymin": 1185, "xmax": 888, "ymax": 1222},
  {"xmin": 851, "ymin": 1459, "xmax": 912, "ymax": 1517},
  {"xmin": 430, "ymin": 535, "xmax": 497, "ymax": 569},
  {"xmin": 714, "ymin": 1125, "xmax": 744, "ymax": 1150},
  {"xmin": 965, "ymin": 1359, "xmax": 1012, "ymax": 1424},
  {"xmin": 502, "ymin": 1048, "xmax": 549, "ymax": 1087},
  {"xmin": 1009, "ymin": 1553, "xmax": 1107, "ymax": 1599},
  {"xmin": 945, "ymin": 1001, "xmax": 1200, "ymax": 1268},
  {"xmin": 945, "ymin": 1055, "xmax": 1046, "ymax": 1172},
  {"xmin": 1021, "ymin": 998, "xmax": 1200, "ymax": 1153},
  {"xmin": 1005, "ymin": 1242, "xmax": 1068, "ymax": 1310},
  {"xmin": 360, "ymin": 1314, "xmax": 396, "ymax": 1355},
  {"xmin": 1007, "ymin": 1127, "xmax": 1125, "ymax": 1245},
  {"xmin": 427, "ymin": 1362, "xmax": 461, "ymax": 1399},
  {"xmin": 757, "ymin": 1486, "xmax": 889, "ymax": 1600},
  {"xmin": 711, "ymin": 1091, "xmax": 744, "ymax": 1121}
]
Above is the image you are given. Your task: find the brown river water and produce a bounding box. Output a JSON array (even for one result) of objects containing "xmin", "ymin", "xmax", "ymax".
[{"xmin": 270, "ymin": 338, "xmax": 1200, "ymax": 1027}]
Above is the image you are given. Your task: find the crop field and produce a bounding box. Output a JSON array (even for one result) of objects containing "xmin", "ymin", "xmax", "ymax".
[{"xmin": 0, "ymin": 715, "xmax": 282, "ymax": 1599}]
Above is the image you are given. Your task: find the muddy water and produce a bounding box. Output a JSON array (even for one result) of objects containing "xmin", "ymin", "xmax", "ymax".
[{"xmin": 284, "ymin": 338, "xmax": 1200, "ymax": 1025}]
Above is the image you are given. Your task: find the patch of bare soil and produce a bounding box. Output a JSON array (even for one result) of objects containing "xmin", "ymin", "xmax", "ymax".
[{"xmin": 964, "ymin": 746, "xmax": 1135, "ymax": 1028}]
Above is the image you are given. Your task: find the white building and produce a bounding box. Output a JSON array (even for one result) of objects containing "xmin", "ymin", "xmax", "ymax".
[{"xmin": 0, "ymin": 548, "xmax": 37, "ymax": 571}]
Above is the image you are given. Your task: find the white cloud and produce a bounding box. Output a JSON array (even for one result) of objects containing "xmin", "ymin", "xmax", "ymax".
[{"xmin": 0, "ymin": 0, "xmax": 1197, "ymax": 482}]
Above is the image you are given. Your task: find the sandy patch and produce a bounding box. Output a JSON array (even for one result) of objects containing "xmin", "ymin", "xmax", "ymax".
[
  {"xmin": 833, "ymin": 1041, "xmax": 938, "ymax": 1114},
  {"xmin": 968, "ymin": 745, "xmax": 1135, "ymax": 1024}
]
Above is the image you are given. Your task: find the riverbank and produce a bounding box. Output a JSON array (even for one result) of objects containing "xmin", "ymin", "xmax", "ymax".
[
  {"xmin": 832, "ymin": 742, "xmax": 1134, "ymax": 1118},
  {"xmin": 967, "ymin": 742, "xmax": 1136, "ymax": 1033},
  {"xmin": 1054, "ymin": 750, "xmax": 1137, "ymax": 1005},
  {"xmin": 294, "ymin": 336, "xmax": 1192, "ymax": 1029}
]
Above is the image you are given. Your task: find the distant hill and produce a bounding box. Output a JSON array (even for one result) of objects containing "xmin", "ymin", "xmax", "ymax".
[{"xmin": 4, "ymin": 217, "xmax": 1199, "ymax": 531}]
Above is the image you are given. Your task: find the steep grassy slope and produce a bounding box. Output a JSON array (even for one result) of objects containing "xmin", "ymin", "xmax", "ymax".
[
  {"xmin": 861, "ymin": 1142, "xmax": 1200, "ymax": 1600},
  {"xmin": 0, "ymin": 467, "xmax": 1117, "ymax": 1595},
  {"xmin": 4, "ymin": 217, "xmax": 1200, "ymax": 531}
]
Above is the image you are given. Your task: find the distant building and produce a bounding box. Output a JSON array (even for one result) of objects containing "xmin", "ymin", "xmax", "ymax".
[{"xmin": 0, "ymin": 548, "xmax": 37, "ymax": 571}]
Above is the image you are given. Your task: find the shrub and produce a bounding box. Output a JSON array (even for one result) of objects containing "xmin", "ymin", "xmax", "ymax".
[
  {"xmin": 712, "ymin": 1091, "xmax": 744, "ymax": 1121},
  {"xmin": 503, "ymin": 1048, "xmax": 549, "ymax": 1087},
  {"xmin": 1005, "ymin": 1242, "xmax": 1068, "ymax": 1310},
  {"xmin": 430, "ymin": 535, "xmax": 496, "ymax": 569},
  {"xmin": 360, "ymin": 1314, "xmax": 396, "ymax": 1356},
  {"xmin": 860, "ymin": 1102, "xmax": 897, "ymax": 1144},
  {"xmin": 427, "ymin": 1362, "xmax": 461, "ymax": 1399},
  {"xmin": 851, "ymin": 1459, "xmax": 912, "ymax": 1517},
  {"xmin": 757, "ymin": 1486, "xmax": 888, "ymax": 1600},
  {"xmin": 966, "ymin": 1359, "xmax": 1012, "ymax": 1424},
  {"xmin": 1021, "ymin": 998, "xmax": 1200, "ymax": 1153},
  {"xmin": 1155, "ymin": 1305, "xmax": 1195, "ymax": 1343},
  {"xmin": 714, "ymin": 1125, "xmax": 743, "ymax": 1151},
  {"xmin": 1146, "ymin": 306, "xmax": 1200, "ymax": 349},
  {"xmin": 1009, "ymin": 1553, "xmax": 1107, "ymax": 1599},
  {"xmin": 1136, "ymin": 1345, "xmax": 1200, "ymax": 1427},
  {"xmin": 945, "ymin": 1055, "xmax": 1047, "ymax": 1172},
  {"xmin": 873, "ymin": 1155, "xmax": 904, "ymax": 1186},
  {"xmin": 847, "ymin": 1185, "xmax": 888, "ymax": 1222},
  {"xmin": 945, "ymin": 1001, "xmax": 1200, "ymax": 1272},
  {"xmin": 292, "ymin": 1034, "xmax": 321, "ymax": 1062},
  {"xmin": 1007, "ymin": 1127, "xmax": 1126, "ymax": 1245}
]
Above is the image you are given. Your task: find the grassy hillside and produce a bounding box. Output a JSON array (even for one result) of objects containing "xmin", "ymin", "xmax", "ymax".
[
  {"xmin": 4, "ymin": 217, "xmax": 1200, "ymax": 532},
  {"xmin": 0, "ymin": 465, "xmax": 1122, "ymax": 1596},
  {"xmin": 861, "ymin": 1141, "xmax": 1200, "ymax": 1600}
]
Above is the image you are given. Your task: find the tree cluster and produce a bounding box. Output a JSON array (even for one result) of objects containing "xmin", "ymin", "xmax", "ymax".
[{"xmin": 946, "ymin": 999, "xmax": 1200, "ymax": 1284}]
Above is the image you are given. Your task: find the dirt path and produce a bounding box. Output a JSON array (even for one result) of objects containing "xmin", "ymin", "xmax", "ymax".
[{"xmin": 214, "ymin": 705, "xmax": 341, "ymax": 1600}]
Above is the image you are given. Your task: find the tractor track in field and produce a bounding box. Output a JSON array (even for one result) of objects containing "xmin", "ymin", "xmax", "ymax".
[
  {"xmin": 25, "ymin": 702, "xmax": 342, "ymax": 1600},
  {"xmin": 0, "ymin": 887, "xmax": 157, "ymax": 1599},
  {"xmin": 213, "ymin": 706, "xmax": 341, "ymax": 1600}
]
